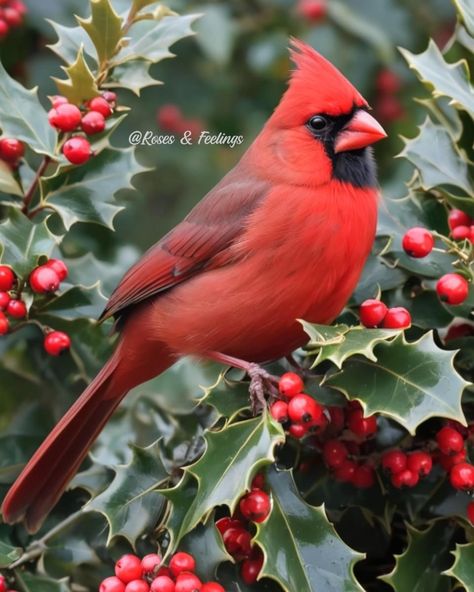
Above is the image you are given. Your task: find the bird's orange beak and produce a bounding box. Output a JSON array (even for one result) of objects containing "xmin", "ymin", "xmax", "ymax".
[{"xmin": 334, "ymin": 110, "xmax": 387, "ymax": 153}]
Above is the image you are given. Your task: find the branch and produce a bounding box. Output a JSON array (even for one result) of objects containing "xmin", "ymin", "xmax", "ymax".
[{"xmin": 21, "ymin": 156, "xmax": 51, "ymax": 216}]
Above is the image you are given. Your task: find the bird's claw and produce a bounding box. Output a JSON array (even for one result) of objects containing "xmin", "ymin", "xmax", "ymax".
[{"xmin": 247, "ymin": 363, "xmax": 279, "ymax": 414}]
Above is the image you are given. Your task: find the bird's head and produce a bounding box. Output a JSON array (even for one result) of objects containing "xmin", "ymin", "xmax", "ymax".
[{"xmin": 262, "ymin": 39, "xmax": 387, "ymax": 188}]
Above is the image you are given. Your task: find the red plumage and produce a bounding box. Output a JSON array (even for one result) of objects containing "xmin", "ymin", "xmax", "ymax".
[{"xmin": 1, "ymin": 40, "xmax": 386, "ymax": 532}]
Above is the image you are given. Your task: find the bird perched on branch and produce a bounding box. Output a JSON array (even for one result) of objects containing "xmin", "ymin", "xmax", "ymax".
[{"xmin": 2, "ymin": 39, "xmax": 386, "ymax": 532}]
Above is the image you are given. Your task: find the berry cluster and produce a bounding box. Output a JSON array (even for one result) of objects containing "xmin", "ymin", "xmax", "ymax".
[
  {"xmin": 374, "ymin": 68, "xmax": 404, "ymax": 124},
  {"xmin": 381, "ymin": 449, "xmax": 432, "ymax": 488},
  {"xmin": 100, "ymin": 551, "xmax": 224, "ymax": 592},
  {"xmin": 359, "ymin": 299, "xmax": 411, "ymax": 329},
  {"xmin": 448, "ymin": 208, "xmax": 474, "ymax": 242},
  {"xmin": 402, "ymin": 226, "xmax": 470, "ymax": 306},
  {"xmin": 0, "ymin": 262, "xmax": 71, "ymax": 355},
  {"xmin": 0, "ymin": 0, "xmax": 26, "ymax": 41},
  {"xmin": 156, "ymin": 104, "xmax": 203, "ymax": 138},
  {"xmin": 0, "ymin": 573, "xmax": 17, "ymax": 592},
  {"xmin": 296, "ymin": 0, "xmax": 327, "ymax": 22},
  {"xmin": 48, "ymin": 92, "xmax": 116, "ymax": 165},
  {"xmin": 216, "ymin": 473, "xmax": 269, "ymax": 584},
  {"xmin": 0, "ymin": 137, "xmax": 24, "ymax": 168}
]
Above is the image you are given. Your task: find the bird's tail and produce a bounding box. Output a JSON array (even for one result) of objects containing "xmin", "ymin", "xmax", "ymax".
[{"xmin": 1, "ymin": 343, "xmax": 174, "ymax": 533}]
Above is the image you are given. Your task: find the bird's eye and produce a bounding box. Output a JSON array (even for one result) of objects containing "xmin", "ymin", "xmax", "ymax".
[{"xmin": 308, "ymin": 115, "xmax": 328, "ymax": 133}]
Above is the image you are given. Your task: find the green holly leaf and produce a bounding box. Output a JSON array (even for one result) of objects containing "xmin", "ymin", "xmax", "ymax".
[
  {"xmin": 303, "ymin": 322, "xmax": 401, "ymax": 369},
  {"xmin": 255, "ymin": 468, "xmax": 364, "ymax": 592},
  {"xmin": 444, "ymin": 542, "xmax": 474, "ymax": 591},
  {"xmin": 77, "ymin": 0, "xmax": 123, "ymax": 66},
  {"xmin": 86, "ymin": 439, "xmax": 168, "ymax": 544},
  {"xmin": 52, "ymin": 46, "xmax": 100, "ymax": 105},
  {"xmin": 69, "ymin": 462, "xmax": 112, "ymax": 499},
  {"xmin": 454, "ymin": 0, "xmax": 474, "ymax": 36},
  {"xmin": 0, "ymin": 210, "xmax": 58, "ymax": 276},
  {"xmin": 326, "ymin": 332, "xmax": 468, "ymax": 434},
  {"xmin": 47, "ymin": 21, "xmax": 96, "ymax": 64},
  {"xmin": 109, "ymin": 60, "xmax": 162, "ymax": 95},
  {"xmin": 0, "ymin": 62, "xmax": 56, "ymax": 157},
  {"xmin": 0, "ymin": 161, "xmax": 23, "ymax": 197},
  {"xmin": 199, "ymin": 371, "xmax": 252, "ymax": 421},
  {"xmin": 41, "ymin": 148, "xmax": 147, "ymax": 230},
  {"xmin": 162, "ymin": 415, "xmax": 284, "ymax": 547},
  {"xmin": 400, "ymin": 40, "xmax": 474, "ymax": 116},
  {"xmin": 380, "ymin": 522, "xmax": 454, "ymax": 591},
  {"xmin": 36, "ymin": 283, "xmax": 107, "ymax": 321},
  {"xmin": 181, "ymin": 521, "xmax": 232, "ymax": 581},
  {"xmin": 0, "ymin": 525, "xmax": 22, "ymax": 568},
  {"xmin": 15, "ymin": 572, "xmax": 70, "ymax": 592}
]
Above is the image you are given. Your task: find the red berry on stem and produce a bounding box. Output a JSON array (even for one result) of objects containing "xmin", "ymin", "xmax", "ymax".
[
  {"xmin": 450, "ymin": 463, "xmax": 474, "ymax": 490},
  {"xmin": 382, "ymin": 307, "xmax": 411, "ymax": 329},
  {"xmin": 251, "ymin": 472, "xmax": 265, "ymax": 490},
  {"xmin": 125, "ymin": 581, "xmax": 150, "ymax": 592},
  {"xmin": 0, "ymin": 138, "xmax": 24, "ymax": 162},
  {"xmin": 157, "ymin": 105, "xmax": 182, "ymax": 131},
  {"xmin": 6, "ymin": 299, "xmax": 27, "ymax": 318},
  {"xmin": 175, "ymin": 573, "xmax": 202, "ymax": 592},
  {"xmin": 0, "ymin": 575, "xmax": 6, "ymax": 592},
  {"xmin": 49, "ymin": 95, "xmax": 68, "ymax": 108},
  {"xmin": 48, "ymin": 103, "xmax": 82, "ymax": 132},
  {"xmin": 3, "ymin": 7, "xmax": 22, "ymax": 27},
  {"xmin": 89, "ymin": 96, "xmax": 113, "ymax": 118},
  {"xmin": 102, "ymin": 90, "xmax": 117, "ymax": 104},
  {"xmin": 406, "ymin": 451, "xmax": 433, "ymax": 477},
  {"xmin": 0, "ymin": 19, "xmax": 9, "ymax": 38},
  {"xmin": 376, "ymin": 95, "xmax": 405, "ymax": 123},
  {"xmin": 323, "ymin": 439, "xmax": 348, "ymax": 469},
  {"xmin": 169, "ymin": 552, "xmax": 196, "ymax": 578},
  {"xmin": 347, "ymin": 409, "xmax": 377, "ymax": 438},
  {"xmin": 150, "ymin": 576, "xmax": 175, "ymax": 592},
  {"xmin": 402, "ymin": 227, "xmax": 434, "ymax": 258},
  {"xmin": 376, "ymin": 69, "xmax": 401, "ymax": 94},
  {"xmin": 0, "ymin": 266, "xmax": 15, "ymax": 291},
  {"xmin": 239, "ymin": 489, "xmax": 271, "ymax": 523},
  {"xmin": 359, "ymin": 299, "xmax": 388, "ymax": 328},
  {"xmin": 63, "ymin": 136, "xmax": 91, "ymax": 165},
  {"xmin": 142, "ymin": 553, "xmax": 161, "ymax": 575},
  {"xmin": 352, "ymin": 465, "xmax": 375, "ymax": 489},
  {"xmin": 0, "ymin": 311, "xmax": 9, "ymax": 335},
  {"xmin": 467, "ymin": 501, "xmax": 474, "ymax": 525},
  {"xmin": 448, "ymin": 209, "xmax": 471, "ymax": 231},
  {"xmin": 11, "ymin": 0, "xmax": 28, "ymax": 15},
  {"xmin": 0, "ymin": 291, "xmax": 10, "ymax": 310},
  {"xmin": 391, "ymin": 469, "xmax": 419, "ymax": 488},
  {"xmin": 451, "ymin": 225, "xmax": 471, "ymax": 240},
  {"xmin": 81, "ymin": 110, "xmax": 106, "ymax": 135},
  {"xmin": 436, "ymin": 273, "xmax": 469, "ymax": 306},
  {"xmin": 381, "ymin": 450, "xmax": 407, "ymax": 475},
  {"xmin": 115, "ymin": 554, "xmax": 142, "ymax": 584},
  {"xmin": 215, "ymin": 516, "xmax": 242, "ymax": 535},
  {"xmin": 297, "ymin": 0, "xmax": 327, "ymax": 21},
  {"xmin": 288, "ymin": 393, "xmax": 323, "ymax": 425},
  {"xmin": 201, "ymin": 584, "xmax": 225, "ymax": 592},
  {"xmin": 334, "ymin": 459, "xmax": 357, "ymax": 482},
  {"xmin": 223, "ymin": 527, "xmax": 252, "ymax": 559},
  {"xmin": 438, "ymin": 449, "xmax": 466, "ymax": 471},
  {"xmin": 278, "ymin": 371, "xmax": 304, "ymax": 398},
  {"xmin": 30, "ymin": 265, "xmax": 60, "ymax": 293},
  {"xmin": 44, "ymin": 331, "xmax": 71, "ymax": 356},
  {"xmin": 437, "ymin": 426, "xmax": 464, "ymax": 455},
  {"xmin": 288, "ymin": 422, "xmax": 308, "ymax": 438},
  {"xmin": 270, "ymin": 400, "xmax": 289, "ymax": 423},
  {"xmin": 100, "ymin": 577, "xmax": 126, "ymax": 592},
  {"xmin": 46, "ymin": 258, "xmax": 68, "ymax": 281}
]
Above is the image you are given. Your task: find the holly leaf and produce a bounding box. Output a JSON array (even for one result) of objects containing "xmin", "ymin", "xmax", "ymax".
[
  {"xmin": 15, "ymin": 572, "xmax": 70, "ymax": 592},
  {"xmin": 399, "ymin": 117, "xmax": 471, "ymax": 195},
  {"xmin": 0, "ymin": 161, "xmax": 23, "ymax": 197},
  {"xmin": 0, "ymin": 525, "xmax": 22, "ymax": 568},
  {"xmin": 444, "ymin": 542, "xmax": 474, "ymax": 591},
  {"xmin": 199, "ymin": 371, "xmax": 252, "ymax": 421},
  {"xmin": 454, "ymin": 0, "xmax": 474, "ymax": 36},
  {"xmin": 42, "ymin": 148, "xmax": 147, "ymax": 230},
  {"xmin": 86, "ymin": 439, "xmax": 168, "ymax": 544},
  {"xmin": 0, "ymin": 62, "xmax": 56, "ymax": 157},
  {"xmin": 36, "ymin": 283, "xmax": 107, "ymax": 321},
  {"xmin": 52, "ymin": 46, "xmax": 100, "ymax": 105},
  {"xmin": 255, "ymin": 468, "xmax": 364, "ymax": 592},
  {"xmin": 400, "ymin": 40, "xmax": 474, "ymax": 116},
  {"xmin": 109, "ymin": 60, "xmax": 162, "ymax": 95},
  {"xmin": 326, "ymin": 332, "xmax": 468, "ymax": 434},
  {"xmin": 162, "ymin": 415, "xmax": 284, "ymax": 546},
  {"xmin": 0, "ymin": 210, "xmax": 58, "ymax": 276},
  {"xmin": 47, "ymin": 21, "xmax": 96, "ymax": 64},
  {"xmin": 77, "ymin": 0, "xmax": 123, "ymax": 66},
  {"xmin": 181, "ymin": 521, "xmax": 232, "ymax": 581},
  {"xmin": 380, "ymin": 522, "xmax": 454, "ymax": 591}
]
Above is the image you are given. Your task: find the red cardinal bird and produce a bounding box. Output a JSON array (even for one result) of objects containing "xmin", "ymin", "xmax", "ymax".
[{"xmin": 2, "ymin": 40, "xmax": 386, "ymax": 532}]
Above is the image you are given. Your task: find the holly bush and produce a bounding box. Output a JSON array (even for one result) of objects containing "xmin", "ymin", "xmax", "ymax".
[{"xmin": 1, "ymin": 0, "xmax": 474, "ymax": 590}]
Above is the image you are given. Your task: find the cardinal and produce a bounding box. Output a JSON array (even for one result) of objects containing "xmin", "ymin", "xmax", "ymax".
[{"xmin": 2, "ymin": 39, "xmax": 386, "ymax": 532}]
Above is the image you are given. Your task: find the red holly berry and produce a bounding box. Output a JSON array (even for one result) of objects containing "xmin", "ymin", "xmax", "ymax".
[
  {"xmin": 45, "ymin": 258, "xmax": 68, "ymax": 281},
  {"xmin": 0, "ymin": 574, "xmax": 6, "ymax": 592},
  {"xmin": 297, "ymin": 0, "xmax": 327, "ymax": 21},
  {"xmin": 448, "ymin": 209, "xmax": 471, "ymax": 231},
  {"xmin": 334, "ymin": 459, "xmax": 357, "ymax": 482},
  {"xmin": 169, "ymin": 552, "xmax": 196, "ymax": 578},
  {"xmin": 29, "ymin": 265, "xmax": 60, "ymax": 293},
  {"xmin": 102, "ymin": 90, "xmax": 117, "ymax": 104},
  {"xmin": 436, "ymin": 273, "xmax": 469, "ymax": 306},
  {"xmin": 391, "ymin": 469, "xmax": 419, "ymax": 488},
  {"xmin": 376, "ymin": 95, "xmax": 405, "ymax": 123},
  {"xmin": 0, "ymin": 19, "xmax": 9, "ymax": 38},
  {"xmin": 81, "ymin": 110, "xmax": 106, "ymax": 135},
  {"xmin": 0, "ymin": 311, "xmax": 9, "ymax": 335},
  {"xmin": 381, "ymin": 450, "xmax": 407, "ymax": 475},
  {"xmin": 288, "ymin": 394, "xmax": 323, "ymax": 425},
  {"xmin": 215, "ymin": 516, "xmax": 242, "ymax": 535},
  {"xmin": 125, "ymin": 581, "xmax": 150, "ymax": 592},
  {"xmin": 10, "ymin": 0, "xmax": 27, "ymax": 15},
  {"xmin": 201, "ymin": 584, "xmax": 225, "ymax": 592},
  {"xmin": 406, "ymin": 451, "xmax": 433, "ymax": 477},
  {"xmin": 115, "ymin": 554, "xmax": 142, "ymax": 584},
  {"xmin": 150, "ymin": 576, "xmax": 175, "ymax": 592},
  {"xmin": 0, "ymin": 291, "xmax": 10, "ymax": 310},
  {"xmin": 239, "ymin": 489, "xmax": 271, "ymax": 523},
  {"xmin": 451, "ymin": 225, "xmax": 471, "ymax": 241},
  {"xmin": 240, "ymin": 554, "xmax": 263, "ymax": 585},
  {"xmin": 44, "ymin": 331, "xmax": 71, "ymax": 356},
  {"xmin": 48, "ymin": 103, "xmax": 82, "ymax": 132},
  {"xmin": 141, "ymin": 553, "xmax": 161, "ymax": 575},
  {"xmin": 49, "ymin": 95, "xmax": 68, "ymax": 108},
  {"xmin": 376, "ymin": 69, "xmax": 401, "ymax": 95},
  {"xmin": 327, "ymin": 406, "xmax": 345, "ymax": 433},
  {"xmin": 352, "ymin": 465, "xmax": 375, "ymax": 489},
  {"xmin": 288, "ymin": 422, "xmax": 308, "ymax": 438},
  {"xmin": 0, "ymin": 266, "xmax": 15, "ymax": 291},
  {"xmin": 88, "ymin": 96, "xmax": 113, "ymax": 118},
  {"xmin": 3, "ymin": 7, "xmax": 22, "ymax": 26},
  {"xmin": 438, "ymin": 449, "xmax": 466, "ymax": 471},
  {"xmin": 157, "ymin": 105, "xmax": 182, "ymax": 131},
  {"xmin": 402, "ymin": 227, "xmax": 434, "ymax": 258},
  {"xmin": 323, "ymin": 439, "xmax": 348, "ymax": 469},
  {"xmin": 222, "ymin": 527, "xmax": 252, "ymax": 559},
  {"xmin": 175, "ymin": 573, "xmax": 202, "ymax": 592},
  {"xmin": 6, "ymin": 299, "xmax": 27, "ymax": 318},
  {"xmin": 437, "ymin": 426, "xmax": 465, "ymax": 455},
  {"xmin": 63, "ymin": 136, "xmax": 91, "ymax": 165},
  {"xmin": 270, "ymin": 400, "xmax": 289, "ymax": 423},
  {"xmin": 382, "ymin": 307, "xmax": 411, "ymax": 329},
  {"xmin": 251, "ymin": 473, "xmax": 265, "ymax": 490},
  {"xmin": 278, "ymin": 371, "xmax": 304, "ymax": 398},
  {"xmin": 347, "ymin": 409, "xmax": 377, "ymax": 438},
  {"xmin": 450, "ymin": 462, "xmax": 474, "ymax": 490},
  {"xmin": 0, "ymin": 138, "xmax": 24, "ymax": 162},
  {"xmin": 359, "ymin": 299, "xmax": 388, "ymax": 328},
  {"xmin": 467, "ymin": 501, "xmax": 474, "ymax": 525},
  {"xmin": 100, "ymin": 577, "xmax": 126, "ymax": 592}
]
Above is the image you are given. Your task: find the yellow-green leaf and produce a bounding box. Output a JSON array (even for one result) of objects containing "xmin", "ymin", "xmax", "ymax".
[
  {"xmin": 52, "ymin": 46, "xmax": 99, "ymax": 105},
  {"xmin": 77, "ymin": 0, "xmax": 123, "ymax": 66}
]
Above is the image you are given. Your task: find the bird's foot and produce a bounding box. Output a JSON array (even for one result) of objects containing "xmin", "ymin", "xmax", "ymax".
[{"xmin": 247, "ymin": 363, "xmax": 279, "ymax": 414}]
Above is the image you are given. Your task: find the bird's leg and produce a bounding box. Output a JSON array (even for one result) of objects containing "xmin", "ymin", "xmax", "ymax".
[{"xmin": 206, "ymin": 351, "xmax": 279, "ymax": 413}]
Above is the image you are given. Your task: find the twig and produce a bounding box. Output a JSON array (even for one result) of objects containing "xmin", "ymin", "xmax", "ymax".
[{"xmin": 21, "ymin": 156, "xmax": 51, "ymax": 216}]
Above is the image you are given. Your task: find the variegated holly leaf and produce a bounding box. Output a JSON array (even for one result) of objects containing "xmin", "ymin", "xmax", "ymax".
[
  {"xmin": 77, "ymin": 0, "xmax": 123, "ymax": 66},
  {"xmin": 52, "ymin": 46, "xmax": 100, "ymax": 105},
  {"xmin": 454, "ymin": 0, "xmax": 474, "ymax": 36}
]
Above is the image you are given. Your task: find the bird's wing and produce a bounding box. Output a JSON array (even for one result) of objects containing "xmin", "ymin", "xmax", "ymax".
[{"xmin": 101, "ymin": 167, "xmax": 269, "ymax": 320}]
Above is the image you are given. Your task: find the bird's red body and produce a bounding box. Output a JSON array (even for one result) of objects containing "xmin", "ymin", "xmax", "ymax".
[{"xmin": 2, "ymin": 40, "xmax": 385, "ymax": 531}]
